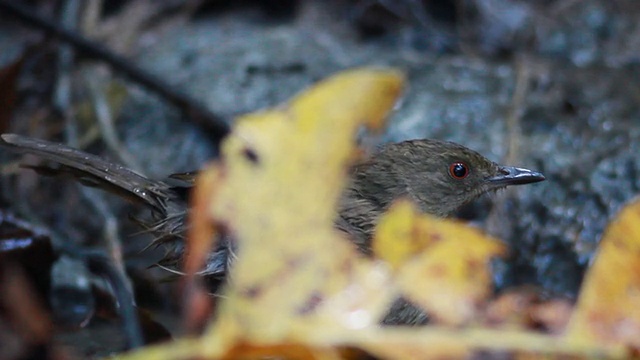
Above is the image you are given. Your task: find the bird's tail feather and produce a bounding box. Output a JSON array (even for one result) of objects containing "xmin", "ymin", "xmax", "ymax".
[
  {"xmin": 1, "ymin": 133, "xmax": 178, "ymax": 213},
  {"xmin": 1, "ymin": 134, "xmax": 238, "ymax": 283}
]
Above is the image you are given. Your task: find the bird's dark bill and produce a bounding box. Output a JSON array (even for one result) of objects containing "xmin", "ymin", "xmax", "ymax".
[{"xmin": 487, "ymin": 166, "xmax": 545, "ymax": 186}]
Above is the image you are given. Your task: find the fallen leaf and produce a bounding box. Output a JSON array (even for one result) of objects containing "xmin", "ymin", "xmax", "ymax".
[
  {"xmin": 531, "ymin": 299, "xmax": 574, "ymax": 335},
  {"xmin": 14, "ymin": 63, "xmax": 407, "ymax": 359},
  {"xmin": 483, "ymin": 287, "xmax": 573, "ymax": 334},
  {"xmin": 566, "ymin": 197, "xmax": 640, "ymax": 348},
  {"xmin": 198, "ymin": 67, "xmax": 404, "ymax": 355},
  {"xmin": 372, "ymin": 200, "xmax": 442, "ymax": 270},
  {"xmin": 181, "ymin": 165, "xmax": 221, "ymax": 333}
]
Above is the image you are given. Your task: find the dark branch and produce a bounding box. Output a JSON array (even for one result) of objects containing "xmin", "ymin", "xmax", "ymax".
[{"xmin": 0, "ymin": 0, "xmax": 231, "ymax": 141}]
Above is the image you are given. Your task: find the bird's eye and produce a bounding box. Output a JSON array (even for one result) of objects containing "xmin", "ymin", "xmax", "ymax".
[{"xmin": 449, "ymin": 162, "xmax": 469, "ymax": 179}]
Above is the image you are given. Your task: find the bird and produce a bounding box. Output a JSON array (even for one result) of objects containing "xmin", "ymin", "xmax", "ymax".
[
  {"xmin": 0, "ymin": 133, "xmax": 545, "ymax": 324},
  {"xmin": 337, "ymin": 139, "xmax": 545, "ymax": 254}
]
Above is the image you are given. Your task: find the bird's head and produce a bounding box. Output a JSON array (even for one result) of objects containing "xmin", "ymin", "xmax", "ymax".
[{"xmin": 352, "ymin": 139, "xmax": 545, "ymax": 217}]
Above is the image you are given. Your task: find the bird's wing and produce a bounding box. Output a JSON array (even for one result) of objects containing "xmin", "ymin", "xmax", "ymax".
[{"xmin": 334, "ymin": 191, "xmax": 383, "ymax": 255}]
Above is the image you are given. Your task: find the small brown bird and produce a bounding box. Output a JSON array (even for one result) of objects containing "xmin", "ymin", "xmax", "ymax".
[
  {"xmin": 337, "ymin": 139, "xmax": 545, "ymax": 324},
  {"xmin": 338, "ymin": 139, "xmax": 545, "ymax": 254},
  {"xmin": 0, "ymin": 134, "xmax": 545, "ymax": 324}
]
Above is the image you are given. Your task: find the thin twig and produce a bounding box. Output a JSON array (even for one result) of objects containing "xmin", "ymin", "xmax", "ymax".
[
  {"xmin": 54, "ymin": 0, "xmax": 80, "ymax": 147},
  {"xmin": 504, "ymin": 57, "xmax": 530, "ymax": 166},
  {"xmin": 76, "ymin": 123, "xmax": 101, "ymax": 148},
  {"xmin": 485, "ymin": 56, "xmax": 531, "ymax": 240},
  {"xmin": 84, "ymin": 70, "xmax": 145, "ymax": 173},
  {"xmin": 59, "ymin": 245, "xmax": 145, "ymax": 349}
]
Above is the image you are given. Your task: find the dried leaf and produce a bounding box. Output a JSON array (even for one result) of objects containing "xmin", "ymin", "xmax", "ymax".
[
  {"xmin": 566, "ymin": 197, "xmax": 640, "ymax": 348},
  {"xmin": 180, "ymin": 166, "xmax": 221, "ymax": 333},
  {"xmin": 374, "ymin": 199, "xmax": 506, "ymax": 325},
  {"xmin": 372, "ymin": 200, "xmax": 442, "ymax": 270},
  {"xmin": 483, "ymin": 288, "xmax": 573, "ymax": 334},
  {"xmin": 203, "ymin": 68, "xmax": 404, "ymax": 349}
]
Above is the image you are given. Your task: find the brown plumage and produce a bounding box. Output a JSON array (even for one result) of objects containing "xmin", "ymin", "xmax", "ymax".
[
  {"xmin": 0, "ymin": 134, "xmax": 545, "ymax": 324},
  {"xmin": 339, "ymin": 139, "xmax": 544, "ymax": 254}
]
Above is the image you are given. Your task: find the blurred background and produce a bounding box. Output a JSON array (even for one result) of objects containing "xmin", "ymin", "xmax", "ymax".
[{"xmin": 0, "ymin": 0, "xmax": 639, "ymax": 358}]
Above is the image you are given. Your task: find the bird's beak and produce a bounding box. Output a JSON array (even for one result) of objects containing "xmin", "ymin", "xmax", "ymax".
[{"xmin": 486, "ymin": 166, "xmax": 546, "ymax": 186}]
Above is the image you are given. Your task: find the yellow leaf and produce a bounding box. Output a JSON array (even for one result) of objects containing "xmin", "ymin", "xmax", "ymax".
[
  {"xmin": 374, "ymin": 199, "xmax": 506, "ymax": 325},
  {"xmin": 306, "ymin": 326, "xmax": 626, "ymax": 359},
  {"xmin": 198, "ymin": 68, "xmax": 405, "ymax": 352},
  {"xmin": 566, "ymin": 197, "xmax": 640, "ymax": 348},
  {"xmin": 372, "ymin": 200, "xmax": 447, "ymax": 269}
]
